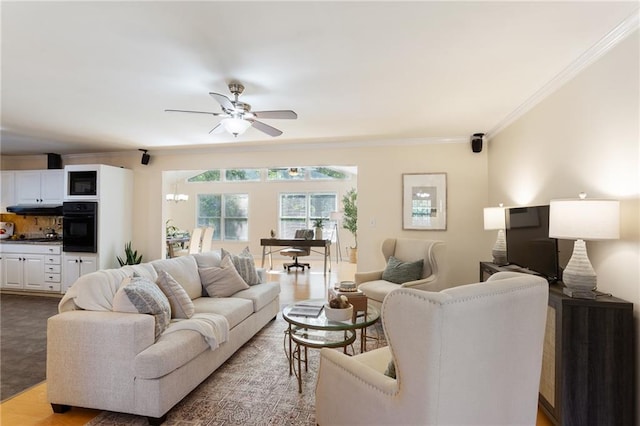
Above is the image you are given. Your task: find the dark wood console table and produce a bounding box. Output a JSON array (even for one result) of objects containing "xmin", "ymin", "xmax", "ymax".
[{"xmin": 480, "ymin": 262, "xmax": 635, "ymax": 425}]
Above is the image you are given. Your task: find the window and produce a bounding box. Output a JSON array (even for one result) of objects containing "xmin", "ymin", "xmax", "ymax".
[
  {"xmin": 197, "ymin": 193, "xmax": 249, "ymax": 241},
  {"xmin": 279, "ymin": 192, "xmax": 337, "ymax": 238},
  {"xmin": 188, "ymin": 169, "xmax": 260, "ymax": 182}
]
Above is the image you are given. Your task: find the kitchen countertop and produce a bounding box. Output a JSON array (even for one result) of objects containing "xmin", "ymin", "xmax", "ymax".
[{"xmin": 0, "ymin": 238, "xmax": 62, "ymax": 245}]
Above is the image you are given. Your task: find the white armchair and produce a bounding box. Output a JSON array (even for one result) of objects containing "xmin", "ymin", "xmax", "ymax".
[
  {"xmin": 355, "ymin": 238, "xmax": 445, "ymax": 310},
  {"xmin": 316, "ymin": 272, "xmax": 549, "ymax": 425}
]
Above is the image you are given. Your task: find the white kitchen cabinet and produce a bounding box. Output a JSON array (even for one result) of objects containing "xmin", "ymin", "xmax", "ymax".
[
  {"xmin": 1, "ymin": 244, "xmax": 62, "ymax": 292},
  {"xmin": 15, "ymin": 170, "xmax": 64, "ymax": 205},
  {"xmin": 2, "ymin": 253, "xmax": 45, "ymax": 290},
  {"xmin": 63, "ymin": 254, "xmax": 97, "ymax": 292},
  {"xmin": 1, "ymin": 171, "xmax": 15, "ymax": 212}
]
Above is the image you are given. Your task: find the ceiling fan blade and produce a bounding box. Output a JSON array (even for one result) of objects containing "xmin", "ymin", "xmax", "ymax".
[
  {"xmin": 209, "ymin": 92, "xmax": 234, "ymax": 111},
  {"xmin": 252, "ymin": 110, "xmax": 298, "ymax": 120},
  {"xmin": 165, "ymin": 109, "xmax": 225, "ymax": 116},
  {"xmin": 209, "ymin": 123, "xmax": 225, "ymax": 134},
  {"xmin": 249, "ymin": 120, "xmax": 283, "ymax": 137}
]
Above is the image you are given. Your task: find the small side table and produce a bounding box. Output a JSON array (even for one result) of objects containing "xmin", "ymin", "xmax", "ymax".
[{"xmin": 328, "ymin": 288, "xmax": 370, "ymax": 353}]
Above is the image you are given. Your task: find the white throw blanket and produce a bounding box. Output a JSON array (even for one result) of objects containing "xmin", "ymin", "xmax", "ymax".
[{"xmin": 163, "ymin": 313, "xmax": 229, "ymax": 350}]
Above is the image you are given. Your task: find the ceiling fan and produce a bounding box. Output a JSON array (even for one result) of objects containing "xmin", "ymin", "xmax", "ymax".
[{"xmin": 165, "ymin": 82, "xmax": 297, "ymax": 137}]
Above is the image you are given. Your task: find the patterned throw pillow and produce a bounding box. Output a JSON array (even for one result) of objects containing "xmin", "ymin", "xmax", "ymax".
[
  {"xmin": 155, "ymin": 270, "xmax": 195, "ymax": 319},
  {"xmin": 199, "ymin": 255, "xmax": 250, "ymax": 298},
  {"xmin": 381, "ymin": 256, "xmax": 424, "ymax": 284},
  {"xmin": 221, "ymin": 247, "xmax": 261, "ymax": 285},
  {"xmin": 112, "ymin": 276, "xmax": 171, "ymax": 339}
]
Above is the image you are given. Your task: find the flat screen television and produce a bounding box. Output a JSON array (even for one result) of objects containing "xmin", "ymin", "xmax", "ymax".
[{"xmin": 505, "ymin": 205, "xmax": 560, "ymax": 282}]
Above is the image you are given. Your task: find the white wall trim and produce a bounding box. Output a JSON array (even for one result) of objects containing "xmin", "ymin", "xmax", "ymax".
[
  {"xmin": 486, "ymin": 10, "xmax": 639, "ymax": 140},
  {"xmin": 57, "ymin": 135, "xmax": 469, "ymax": 160}
]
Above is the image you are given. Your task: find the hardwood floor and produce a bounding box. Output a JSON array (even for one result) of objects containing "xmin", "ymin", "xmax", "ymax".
[{"xmin": 0, "ymin": 259, "xmax": 552, "ymax": 425}]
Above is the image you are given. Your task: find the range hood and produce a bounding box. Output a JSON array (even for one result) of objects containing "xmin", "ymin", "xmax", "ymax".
[{"xmin": 6, "ymin": 205, "xmax": 63, "ymax": 216}]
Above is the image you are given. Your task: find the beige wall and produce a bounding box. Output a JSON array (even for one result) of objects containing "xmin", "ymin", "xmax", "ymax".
[
  {"xmin": 1, "ymin": 140, "xmax": 491, "ymax": 287},
  {"xmin": 488, "ymin": 30, "xmax": 639, "ymax": 413}
]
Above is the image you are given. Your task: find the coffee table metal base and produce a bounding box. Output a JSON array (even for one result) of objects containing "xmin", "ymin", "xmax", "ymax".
[{"xmin": 286, "ymin": 326, "xmax": 356, "ymax": 393}]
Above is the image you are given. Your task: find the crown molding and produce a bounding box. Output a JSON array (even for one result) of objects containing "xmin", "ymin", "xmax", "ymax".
[
  {"xmin": 56, "ymin": 135, "xmax": 469, "ymax": 159},
  {"xmin": 486, "ymin": 9, "xmax": 640, "ymax": 140}
]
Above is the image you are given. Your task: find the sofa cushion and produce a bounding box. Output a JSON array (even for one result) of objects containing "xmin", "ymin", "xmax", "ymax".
[
  {"xmin": 199, "ymin": 256, "xmax": 250, "ymax": 298},
  {"xmin": 112, "ymin": 276, "xmax": 171, "ymax": 339},
  {"xmin": 192, "ymin": 297, "xmax": 253, "ymax": 329},
  {"xmin": 221, "ymin": 247, "xmax": 261, "ymax": 286},
  {"xmin": 232, "ymin": 282, "xmax": 281, "ymax": 312},
  {"xmin": 193, "ymin": 251, "xmax": 222, "ymax": 268},
  {"xmin": 135, "ymin": 327, "xmax": 209, "ymax": 379},
  {"xmin": 358, "ymin": 279, "xmax": 402, "ymax": 304},
  {"xmin": 156, "ymin": 270, "xmax": 195, "ymax": 319},
  {"xmin": 120, "ymin": 263, "xmax": 158, "ymax": 281},
  {"xmin": 381, "ymin": 256, "xmax": 423, "ymax": 284},
  {"xmin": 151, "ymin": 256, "xmax": 201, "ymax": 300}
]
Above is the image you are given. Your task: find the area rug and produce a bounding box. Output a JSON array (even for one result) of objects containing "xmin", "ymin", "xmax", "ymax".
[{"xmin": 87, "ymin": 313, "xmax": 386, "ymax": 426}]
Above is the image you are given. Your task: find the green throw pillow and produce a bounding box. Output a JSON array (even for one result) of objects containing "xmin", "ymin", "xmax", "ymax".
[
  {"xmin": 381, "ymin": 256, "xmax": 424, "ymax": 284},
  {"xmin": 384, "ymin": 359, "xmax": 396, "ymax": 379}
]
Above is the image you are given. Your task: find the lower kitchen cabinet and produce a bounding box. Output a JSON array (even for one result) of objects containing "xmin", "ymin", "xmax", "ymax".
[
  {"xmin": 1, "ymin": 244, "xmax": 62, "ymax": 292},
  {"xmin": 62, "ymin": 254, "xmax": 97, "ymax": 292}
]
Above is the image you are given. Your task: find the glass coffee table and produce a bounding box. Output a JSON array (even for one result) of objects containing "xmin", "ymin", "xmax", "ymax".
[{"xmin": 282, "ymin": 299, "xmax": 380, "ymax": 393}]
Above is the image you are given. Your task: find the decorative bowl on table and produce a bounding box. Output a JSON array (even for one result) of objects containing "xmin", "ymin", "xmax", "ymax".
[
  {"xmin": 324, "ymin": 303, "xmax": 353, "ymax": 321},
  {"xmin": 338, "ymin": 280, "xmax": 357, "ymax": 292}
]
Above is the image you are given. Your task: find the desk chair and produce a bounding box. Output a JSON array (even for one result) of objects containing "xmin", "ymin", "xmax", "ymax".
[{"xmin": 282, "ymin": 229, "xmax": 314, "ymax": 272}]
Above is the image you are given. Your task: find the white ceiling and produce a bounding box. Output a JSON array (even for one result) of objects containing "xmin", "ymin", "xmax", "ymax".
[{"xmin": 1, "ymin": 1, "xmax": 638, "ymax": 156}]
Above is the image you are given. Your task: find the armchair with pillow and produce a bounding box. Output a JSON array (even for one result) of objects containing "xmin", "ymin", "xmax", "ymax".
[
  {"xmin": 316, "ymin": 272, "xmax": 549, "ymax": 425},
  {"xmin": 355, "ymin": 238, "xmax": 446, "ymax": 310}
]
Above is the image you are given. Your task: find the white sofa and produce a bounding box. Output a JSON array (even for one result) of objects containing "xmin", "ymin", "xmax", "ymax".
[{"xmin": 46, "ymin": 251, "xmax": 280, "ymax": 424}]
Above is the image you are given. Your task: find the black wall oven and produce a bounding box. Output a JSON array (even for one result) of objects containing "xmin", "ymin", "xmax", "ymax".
[{"xmin": 63, "ymin": 202, "xmax": 98, "ymax": 253}]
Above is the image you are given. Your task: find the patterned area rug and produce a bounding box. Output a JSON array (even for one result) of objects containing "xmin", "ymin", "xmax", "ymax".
[{"xmin": 87, "ymin": 313, "xmax": 385, "ymax": 426}]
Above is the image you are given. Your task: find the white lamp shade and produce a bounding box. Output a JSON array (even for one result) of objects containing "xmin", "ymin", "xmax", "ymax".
[
  {"xmin": 549, "ymin": 199, "xmax": 619, "ymax": 240},
  {"xmin": 483, "ymin": 207, "xmax": 506, "ymax": 230},
  {"xmin": 330, "ymin": 211, "xmax": 341, "ymax": 221},
  {"xmin": 221, "ymin": 118, "xmax": 251, "ymax": 136}
]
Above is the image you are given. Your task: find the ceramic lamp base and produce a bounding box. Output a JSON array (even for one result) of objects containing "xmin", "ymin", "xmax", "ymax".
[{"xmin": 563, "ymin": 239, "xmax": 597, "ymax": 298}]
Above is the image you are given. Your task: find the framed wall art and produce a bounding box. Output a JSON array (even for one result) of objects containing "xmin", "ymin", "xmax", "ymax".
[{"xmin": 402, "ymin": 173, "xmax": 447, "ymax": 230}]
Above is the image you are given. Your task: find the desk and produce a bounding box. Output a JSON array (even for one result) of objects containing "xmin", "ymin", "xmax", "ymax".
[
  {"xmin": 166, "ymin": 236, "xmax": 190, "ymax": 258},
  {"xmin": 260, "ymin": 238, "xmax": 331, "ymax": 275}
]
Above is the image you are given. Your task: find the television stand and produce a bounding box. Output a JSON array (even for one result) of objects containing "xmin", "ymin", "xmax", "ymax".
[{"xmin": 479, "ymin": 261, "xmax": 635, "ymax": 425}]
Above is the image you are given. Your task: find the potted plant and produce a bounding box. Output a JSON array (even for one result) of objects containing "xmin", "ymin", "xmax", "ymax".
[
  {"xmin": 342, "ymin": 188, "xmax": 358, "ymax": 263},
  {"xmin": 312, "ymin": 218, "xmax": 325, "ymax": 240},
  {"xmin": 117, "ymin": 241, "xmax": 143, "ymax": 266}
]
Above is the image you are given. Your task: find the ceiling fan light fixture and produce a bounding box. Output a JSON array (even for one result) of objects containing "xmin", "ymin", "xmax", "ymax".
[{"xmin": 221, "ymin": 117, "xmax": 251, "ymax": 137}]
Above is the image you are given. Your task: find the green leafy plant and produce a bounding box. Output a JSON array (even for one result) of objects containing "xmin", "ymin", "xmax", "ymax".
[
  {"xmin": 312, "ymin": 218, "xmax": 325, "ymax": 228},
  {"xmin": 117, "ymin": 242, "xmax": 143, "ymax": 266},
  {"xmin": 342, "ymin": 188, "xmax": 357, "ymax": 248},
  {"xmin": 166, "ymin": 219, "xmax": 179, "ymax": 237}
]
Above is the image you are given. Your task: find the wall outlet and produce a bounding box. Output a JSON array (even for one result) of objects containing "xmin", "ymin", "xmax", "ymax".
[{"xmin": 369, "ymin": 217, "xmax": 376, "ymax": 227}]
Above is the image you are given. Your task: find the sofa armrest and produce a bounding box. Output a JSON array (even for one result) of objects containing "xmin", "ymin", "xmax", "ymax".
[
  {"xmin": 47, "ymin": 310, "xmax": 155, "ymax": 412},
  {"xmin": 355, "ymin": 270, "xmax": 384, "ymax": 285}
]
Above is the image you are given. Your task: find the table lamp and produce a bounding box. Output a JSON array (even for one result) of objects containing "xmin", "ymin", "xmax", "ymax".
[
  {"xmin": 549, "ymin": 193, "xmax": 619, "ymax": 299},
  {"xmin": 484, "ymin": 204, "xmax": 507, "ymax": 265}
]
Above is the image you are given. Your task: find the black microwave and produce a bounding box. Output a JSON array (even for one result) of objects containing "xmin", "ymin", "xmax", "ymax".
[{"xmin": 68, "ymin": 170, "xmax": 97, "ymax": 196}]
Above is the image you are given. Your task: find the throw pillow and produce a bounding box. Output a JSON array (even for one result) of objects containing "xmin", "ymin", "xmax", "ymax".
[
  {"xmin": 381, "ymin": 256, "xmax": 424, "ymax": 284},
  {"xmin": 112, "ymin": 276, "xmax": 171, "ymax": 340},
  {"xmin": 199, "ymin": 255, "xmax": 250, "ymax": 298},
  {"xmin": 155, "ymin": 270, "xmax": 195, "ymax": 319},
  {"xmin": 221, "ymin": 247, "xmax": 261, "ymax": 285},
  {"xmin": 384, "ymin": 359, "xmax": 396, "ymax": 379}
]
